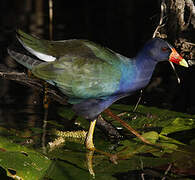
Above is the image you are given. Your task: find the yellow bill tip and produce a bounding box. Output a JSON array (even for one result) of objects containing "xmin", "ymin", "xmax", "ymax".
[{"xmin": 179, "ymin": 58, "xmax": 189, "ymax": 68}]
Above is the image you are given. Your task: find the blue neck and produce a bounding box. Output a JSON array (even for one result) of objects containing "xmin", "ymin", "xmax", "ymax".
[
  {"xmin": 135, "ymin": 50, "xmax": 157, "ymax": 85},
  {"xmin": 117, "ymin": 51, "xmax": 157, "ymax": 94}
]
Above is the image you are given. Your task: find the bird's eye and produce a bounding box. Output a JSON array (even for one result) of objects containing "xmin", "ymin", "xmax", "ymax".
[{"xmin": 161, "ymin": 47, "xmax": 169, "ymax": 52}]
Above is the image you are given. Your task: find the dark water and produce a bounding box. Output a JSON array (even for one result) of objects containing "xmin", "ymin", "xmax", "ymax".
[{"xmin": 0, "ymin": 79, "xmax": 195, "ymax": 180}]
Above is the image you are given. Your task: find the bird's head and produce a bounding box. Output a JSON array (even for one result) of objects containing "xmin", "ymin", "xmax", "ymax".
[{"xmin": 145, "ymin": 38, "xmax": 188, "ymax": 67}]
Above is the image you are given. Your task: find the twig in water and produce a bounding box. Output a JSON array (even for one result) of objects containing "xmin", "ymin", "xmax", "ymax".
[
  {"xmin": 42, "ymin": 107, "xmax": 48, "ymax": 154},
  {"xmin": 133, "ymin": 89, "xmax": 143, "ymax": 112},
  {"xmin": 141, "ymin": 173, "xmax": 145, "ymax": 180},
  {"xmin": 161, "ymin": 163, "xmax": 172, "ymax": 180}
]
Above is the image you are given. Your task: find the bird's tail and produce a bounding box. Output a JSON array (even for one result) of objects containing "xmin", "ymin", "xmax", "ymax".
[
  {"xmin": 16, "ymin": 29, "xmax": 38, "ymax": 46},
  {"xmin": 7, "ymin": 49, "xmax": 42, "ymax": 70}
]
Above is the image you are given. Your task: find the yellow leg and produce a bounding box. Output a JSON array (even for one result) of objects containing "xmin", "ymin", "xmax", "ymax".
[{"xmin": 85, "ymin": 119, "xmax": 96, "ymax": 150}]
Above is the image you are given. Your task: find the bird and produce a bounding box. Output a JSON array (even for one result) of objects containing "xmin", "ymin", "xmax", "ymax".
[{"xmin": 8, "ymin": 29, "xmax": 188, "ymax": 150}]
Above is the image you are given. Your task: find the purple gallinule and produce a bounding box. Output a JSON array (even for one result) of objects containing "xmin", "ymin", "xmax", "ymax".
[{"xmin": 8, "ymin": 30, "xmax": 188, "ymax": 150}]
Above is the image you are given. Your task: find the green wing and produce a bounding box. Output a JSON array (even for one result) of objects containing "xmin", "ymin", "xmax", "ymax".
[
  {"xmin": 17, "ymin": 29, "xmax": 120, "ymax": 63},
  {"xmin": 17, "ymin": 29, "xmax": 124, "ymax": 99},
  {"xmin": 32, "ymin": 55, "xmax": 121, "ymax": 99}
]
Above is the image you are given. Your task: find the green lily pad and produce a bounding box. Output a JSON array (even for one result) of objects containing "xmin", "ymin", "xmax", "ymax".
[
  {"xmin": 0, "ymin": 136, "xmax": 51, "ymax": 180},
  {"xmin": 161, "ymin": 118, "xmax": 195, "ymax": 135}
]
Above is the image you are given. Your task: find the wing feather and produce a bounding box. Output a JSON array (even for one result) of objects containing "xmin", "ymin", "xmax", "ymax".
[{"xmin": 32, "ymin": 56, "xmax": 121, "ymax": 99}]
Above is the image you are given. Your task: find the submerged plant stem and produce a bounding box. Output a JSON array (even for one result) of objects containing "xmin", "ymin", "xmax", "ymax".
[{"xmin": 104, "ymin": 109, "xmax": 153, "ymax": 145}]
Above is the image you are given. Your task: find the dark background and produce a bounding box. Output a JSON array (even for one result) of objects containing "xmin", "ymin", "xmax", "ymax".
[{"xmin": 0, "ymin": 0, "xmax": 194, "ymax": 114}]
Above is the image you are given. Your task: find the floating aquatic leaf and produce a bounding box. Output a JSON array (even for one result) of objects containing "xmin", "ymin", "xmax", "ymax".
[
  {"xmin": 161, "ymin": 118, "xmax": 195, "ymax": 135},
  {"xmin": 0, "ymin": 137, "xmax": 51, "ymax": 180}
]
